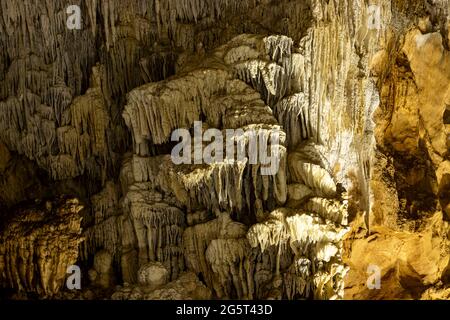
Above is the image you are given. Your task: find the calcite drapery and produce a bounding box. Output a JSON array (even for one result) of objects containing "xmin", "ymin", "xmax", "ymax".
[
  {"xmin": 0, "ymin": 198, "xmax": 83, "ymax": 296},
  {"xmin": 1, "ymin": 0, "xmax": 449, "ymax": 301}
]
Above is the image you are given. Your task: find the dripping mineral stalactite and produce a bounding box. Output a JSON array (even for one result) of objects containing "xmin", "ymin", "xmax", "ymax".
[
  {"xmin": 0, "ymin": 198, "xmax": 84, "ymax": 297},
  {"xmin": 0, "ymin": 0, "xmax": 449, "ymax": 301}
]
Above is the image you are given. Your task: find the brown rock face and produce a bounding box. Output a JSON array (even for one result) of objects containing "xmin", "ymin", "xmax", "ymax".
[
  {"xmin": 0, "ymin": 0, "xmax": 449, "ymax": 300},
  {"xmin": 345, "ymin": 212, "xmax": 449, "ymax": 299},
  {"xmin": 345, "ymin": 0, "xmax": 450, "ymax": 300},
  {"xmin": 0, "ymin": 198, "xmax": 83, "ymax": 297}
]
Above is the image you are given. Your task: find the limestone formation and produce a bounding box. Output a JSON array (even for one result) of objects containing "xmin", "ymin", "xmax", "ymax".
[
  {"xmin": 112, "ymin": 272, "xmax": 212, "ymax": 300},
  {"xmin": 0, "ymin": 0, "xmax": 449, "ymax": 301},
  {"xmin": 137, "ymin": 262, "xmax": 169, "ymax": 288},
  {"xmin": 89, "ymin": 250, "xmax": 115, "ymax": 289},
  {"xmin": 0, "ymin": 198, "xmax": 83, "ymax": 297}
]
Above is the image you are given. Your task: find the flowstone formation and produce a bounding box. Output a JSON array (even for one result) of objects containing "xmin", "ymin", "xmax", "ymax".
[
  {"xmin": 110, "ymin": 33, "xmax": 350, "ymax": 299},
  {"xmin": 0, "ymin": 198, "xmax": 83, "ymax": 297},
  {"xmin": 0, "ymin": 0, "xmax": 449, "ymax": 300}
]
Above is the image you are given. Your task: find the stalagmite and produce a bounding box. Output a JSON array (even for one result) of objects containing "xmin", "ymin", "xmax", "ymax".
[{"xmin": 1, "ymin": 0, "xmax": 449, "ymax": 302}]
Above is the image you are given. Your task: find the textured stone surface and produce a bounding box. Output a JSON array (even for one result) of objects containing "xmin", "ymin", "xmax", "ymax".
[
  {"xmin": 344, "ymin": 212, "xmax": 449, "ymax": 299},
  {"xmin": 0, "ymin": 198, "xmax": 83, "ymax": 297},
  {"xmin": 0, "ymin": 0, "xmax": 449, "ymax": 300},
  {"xmin": 137, "ymin": 262, "xmax": 169, "ymax": 288},
  {"xmin": 112, "ymin": 272, "xmax": 211, "ymax": 300}
]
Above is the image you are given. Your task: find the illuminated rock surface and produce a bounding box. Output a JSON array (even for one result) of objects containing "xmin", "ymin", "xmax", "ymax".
[{"xmin": 0, "ymin": 0, "xmax": 449, "ymax": 300}]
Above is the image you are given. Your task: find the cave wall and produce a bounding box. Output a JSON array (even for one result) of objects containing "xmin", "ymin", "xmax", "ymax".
[{"xmin": 0, "ymin": 0, "xmax": 449, "ymax": 300}]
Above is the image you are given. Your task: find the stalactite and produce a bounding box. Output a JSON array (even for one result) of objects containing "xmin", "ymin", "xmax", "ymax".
[
  {"xmin": 122, "ymin": 35, "xmax": 291, "ymax": 221},
  {"xmin": 123, "ymin": 34, "xmax": 291, "ymax": 148},
  {"xmin": 81, "ymin": 182, "xmax": 123, "ymax": 265},
  {"xmin": 274, "ymin": 94, "xmax": 310, "ymax": 148},
  {"xmin": 231, "ymin": 35, "xmax": 294, "ymax": 106},
  {"xmin": 183, "ymin": 217, "xmax": 222, "ymax": 292},
  {"xmin": 247, "ymin": 205, "xmax": 349, "ymax": 299},
  {"xmin": 247, "ymin": 209, "xmax": 290, "ymax": 253},
  {"xmin": 123, "ymin": 68, "xmax": 228, "ymax": 147},
  {"xmin": 153, "ymin": 0, "xmax": 257, "ymax": 36},
  {"xmin": 205, "ymin": 238, "xmax": 254, "ymax": 299},
  {"xmin": 183, "ymin": 213, "xmax": 246, "ymax": 296},
  {"xmin": 3, "ymin": 0, "xmax": 447, "ymax": 302},
  {"xmin": 1, "ymin": 61, "xmax": 115, "ymax": 182},
  {"xmin": 0, "ymin": 198, "xmax": 83, "ymax": 296},
  {"xmin": 122, "ymin": 182, "xmax": 185, "ymax": 281},
  {"xmin": 247, "ymin": 133, "xmax": 349, "ymax": 300}
]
